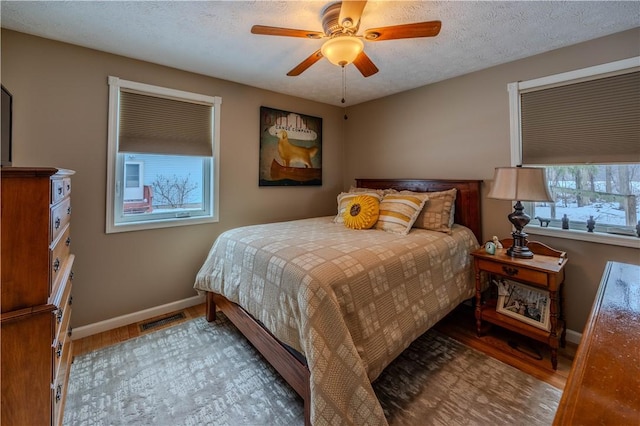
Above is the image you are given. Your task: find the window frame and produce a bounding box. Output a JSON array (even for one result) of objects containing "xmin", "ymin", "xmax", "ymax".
[
  {"xmin": 507, "ymin": 57, "xmax": 640, "ymax": 249},
  {"xmin": 106, "ymin": 76, "xmax": 221, "ymax": 233}
]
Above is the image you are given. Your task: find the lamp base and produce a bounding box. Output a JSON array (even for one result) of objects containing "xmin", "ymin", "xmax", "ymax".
[
  {"xmin": 506, "ymin": 230, "xmax": 534, "ymax": 259},
  {"xmin": 506, "ymin": 200, "xmax": 534, "ymax": 259}
]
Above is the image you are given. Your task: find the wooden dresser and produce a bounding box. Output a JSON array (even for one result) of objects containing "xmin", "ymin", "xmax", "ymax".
[
  {"xmin": 1, "ymin": 167, "xmax": 75, "ymax": 425},
  {"xmin": 553, "ymin": 261, "xmax": 640, "ymax": 425}
]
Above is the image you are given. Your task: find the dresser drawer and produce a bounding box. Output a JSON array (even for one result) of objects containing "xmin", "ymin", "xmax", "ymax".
[
  {"xmin": 52, "ymin": 279, "xmax": 72, "ymax": 402},
  {"xmin": 51, "ymin": 255, "xmax": 73, "ymax": 426},
  {"xmin": 52, "ymin": 333, "xmax": 72, "ymax": 426},
  {"xmin": 51, "ymin": 178, "xmax": 65, "ymax": 204},
  {"xmin": 51, "ymin": 197, "xmax": 72, "ymax": 244},
  {"xmin": 52, "ymin": 316, "xmax": 71, "ymax": 382},
  {"xmin": 50, "ymin": 226, "xmax": 71, "ymax": 290},
  {"xmin": 63, "ymin": 177, "xmax": 71, "ymax": 197},
  {"xmin": 477, "ymin": 258, "xmax": 549, "ymax": 287},
  {"xmin": 53, "ymin": 275, "xmax": 72, "ymax": 344}
]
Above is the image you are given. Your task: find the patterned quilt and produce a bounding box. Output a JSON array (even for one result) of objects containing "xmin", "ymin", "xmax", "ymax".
[{"xmin": 194, "ymin": 216, "xmax": 479, "ymax": 425}]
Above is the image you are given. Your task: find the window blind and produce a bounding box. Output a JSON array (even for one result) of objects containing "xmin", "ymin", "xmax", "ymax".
[
  {"xmin": 521, "ymin": 71, "xmax": 640, "ymax": 165},
  {"xmin": 118, "ymin": 90, "xmax": 213, "ymax": 157}
]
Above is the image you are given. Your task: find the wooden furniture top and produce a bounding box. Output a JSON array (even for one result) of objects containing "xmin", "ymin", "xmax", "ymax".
[
  {"xmin": 471, "ymin": 240, "xmax": 567, "ymax": 275},
  {"xmin": 553, "ymin": 261, "xmax": 640, "ymax": 425}
]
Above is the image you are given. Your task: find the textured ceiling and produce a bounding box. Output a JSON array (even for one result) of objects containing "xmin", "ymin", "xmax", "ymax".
[{"xmin": 1, "ymin": 1, "xmax": 638, "ymax": 106}]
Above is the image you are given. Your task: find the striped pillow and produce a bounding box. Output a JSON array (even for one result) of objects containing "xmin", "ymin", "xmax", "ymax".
[{"xmin": 375, "ymin": 193, "xmax": 429, "ymax": 235}]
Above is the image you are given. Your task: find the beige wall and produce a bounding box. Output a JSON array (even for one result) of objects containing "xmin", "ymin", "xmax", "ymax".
[
  {"xmin": 1, "ymin": 30, "xmax": 345, "ymax": 327},
  {"xmin": 3, "ymin": 28, "xmax": 639, "ymax": 333},
  {"xmin": 345, "ymin": 28, "xmax": 640, "ymax": 333}
]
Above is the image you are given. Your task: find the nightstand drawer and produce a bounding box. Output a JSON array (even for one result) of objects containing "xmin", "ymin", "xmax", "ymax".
[{"xmin": 477, "ymin": 258, "xmax": 548, "ymax": 287}]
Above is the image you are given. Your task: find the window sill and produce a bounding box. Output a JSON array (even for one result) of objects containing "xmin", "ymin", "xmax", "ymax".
[
  {"xmin": 527, "ymin": 225, "xmax": 640, "ymax": 249},
  {"xmin": 106, "ymin": 215, "xmax": 217, "ymax": 234}
]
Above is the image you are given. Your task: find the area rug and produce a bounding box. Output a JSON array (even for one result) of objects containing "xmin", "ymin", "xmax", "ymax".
[{"xmin": 64, "ymin": 314, "xmax": 561, "ymax": 426}]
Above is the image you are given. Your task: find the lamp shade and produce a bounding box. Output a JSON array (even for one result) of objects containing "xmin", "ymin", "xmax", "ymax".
[
  {"xmin": 321, "ymin": 36, "xmax": 364, "ymax": 66},
  {"xmin": 487, "ymin": 167, "xmax": 553, "ymax": 202}
]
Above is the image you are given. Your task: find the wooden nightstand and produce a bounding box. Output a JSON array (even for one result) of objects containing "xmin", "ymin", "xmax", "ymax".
[{"xmin": 471, "ymin": 239, "xmax": 568, "ymax": 370}]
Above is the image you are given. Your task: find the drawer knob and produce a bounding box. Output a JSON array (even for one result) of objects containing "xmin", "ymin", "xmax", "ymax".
[
  {"xmin": 57, "ymin": 187, "xmax": 63, "ymax": 195},
  {"xmin": 56, "ymin": 342, "xmax": 63, "ymax": 357},
  {"xmin": 56, "ymin": 308, "xmax": 64, "ymax": 323},
  {"xmin": 66, "ymin": 236, "xmax": 71, "ymax": 246},
  {"xmin": 502, "ymin": 266, "xmax": 519, "ymax": 277},
  {"xmin": 55, "ymin": 384, "xmax": 62, "ymax": 403},
  {"xmin": 53, "ymin": 258, "xmax": 61, "ymax": 272},
  {"xmin": 67, "ymin": 205, "xmax": 72, "ymax": 215},
  {"xmin": 68, "ymin": 327, "xmax": 73, "ymax": 337},
  {"xmin": 55, "ymin": 217, "xmax": 61, "ymax": 229}
]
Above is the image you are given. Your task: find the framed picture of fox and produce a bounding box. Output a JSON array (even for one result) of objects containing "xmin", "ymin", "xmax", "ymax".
[{"xmin": 259, "ymin": 106, "xmax": 322, "ymax": 186}]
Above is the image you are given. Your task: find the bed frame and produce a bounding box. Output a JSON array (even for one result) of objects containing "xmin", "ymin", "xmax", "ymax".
[{"xmin": 205, "ymin": 178, "xmax": 482, "ymax": 425}]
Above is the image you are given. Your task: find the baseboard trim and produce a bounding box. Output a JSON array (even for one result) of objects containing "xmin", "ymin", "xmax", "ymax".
[
  {"xmin": 72, "ymin": 295, "xmax": 205, "ymax": 340},
  {"xmin": 72, "ymin": 293, "xmax": 584, "ymax": 345},
  {"xmin": 565, "ymin": 328, "xmax": 582, "ymax": 345}
]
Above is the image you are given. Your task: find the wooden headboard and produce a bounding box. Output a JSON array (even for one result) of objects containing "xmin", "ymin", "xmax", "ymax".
[{"xmin": 355, "ymin": 178, "xmax": 483, "ymax": 244}]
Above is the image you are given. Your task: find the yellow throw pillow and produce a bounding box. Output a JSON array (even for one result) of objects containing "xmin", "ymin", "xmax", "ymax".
[
  {"xmin": 343, "ymin": 195, "xmax": 380, "ymax": 230},
  {"xmin": 335, "ymin": 191, "xmax": 383, "ymax": 224},
  {"xmin": 375, "ymin": 193, "xmax": 429, "ymax": 235}
]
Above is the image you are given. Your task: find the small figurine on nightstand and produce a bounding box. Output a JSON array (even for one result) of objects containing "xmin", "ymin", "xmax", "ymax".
[
  {"xmin": 492, "ymin": 236, "xmax": 503, "ymax": 248},
  {"xmin": 562, "ymin": 214, "xmax": 570, "ymax": 230},
  {"xmin": 484, "ymin": 241, "xmax": 496, "ymax": 255},
  {"xmin": 587, "ymin": 216, "xmax": 596, "ymax": 233}
]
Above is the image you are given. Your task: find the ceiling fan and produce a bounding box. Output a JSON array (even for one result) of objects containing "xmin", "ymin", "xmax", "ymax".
[{"xmin": 251, "ymin": 0, "xmax": 441, "ymax": 78}]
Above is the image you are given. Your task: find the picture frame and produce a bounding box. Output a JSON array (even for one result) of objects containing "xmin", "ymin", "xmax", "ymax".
[
  {"xmin": 259, "ymin": 106, "xmax": 322, "ymax": 186},
  {"xmin": 496, "ymin": 279, "xmax": 551, "ymax": 331}
]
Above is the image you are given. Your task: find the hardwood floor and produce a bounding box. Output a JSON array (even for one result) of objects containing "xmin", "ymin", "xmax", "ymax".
[
  {"xmin": 434, "ymin": 304, "xmax": 575, "ymax": 390},
  {"xmin": 72, "ymin": 302, "xmax": 574, "ymax": 390},
  {"xmin": 72, "ymin": 304, "xmax": 205, "ymax": 357}
]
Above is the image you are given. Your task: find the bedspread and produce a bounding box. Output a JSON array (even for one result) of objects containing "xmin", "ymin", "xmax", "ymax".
[{"xmin": 194, "ymin": 216, "xmax": 479, "ymax": 425}]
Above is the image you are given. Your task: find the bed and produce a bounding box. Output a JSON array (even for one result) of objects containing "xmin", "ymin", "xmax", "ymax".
[{"xmin": 194, "ymin": 178, "xmax": 482, "ymax": 425}]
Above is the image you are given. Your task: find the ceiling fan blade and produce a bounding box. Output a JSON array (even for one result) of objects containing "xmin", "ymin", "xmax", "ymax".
[
  {"xmin": 287, "ymin": 50, "xmax": 324, "ymax": 76},
  {"xmin": 251, "ymin": 25, "xmax": 324, "ymax": 39},
  {"xmin": 363, "ymin": 21, "xmax": 442, "ymax": 41},
  {"xmin": 353, "ymin": 51, "xmax": 379, "ymax": 77},
  {"xmin": 339, "ymin": 1, "xmax": 368, "ymax": 29}
]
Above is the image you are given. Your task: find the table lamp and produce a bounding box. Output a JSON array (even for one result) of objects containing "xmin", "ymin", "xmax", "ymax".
[{"xmin": 488, "ymin": 166, "xmax": 553, "ymax": 258}]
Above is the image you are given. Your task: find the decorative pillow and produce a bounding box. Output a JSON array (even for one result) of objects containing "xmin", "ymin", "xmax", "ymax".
[
  {"xmin": 413, "ymin": 188, "xmax": 457, "ymax": 234},
  {"xmin": 375, "ymin": 193, "xmax": 429, "ymax": 235},
  {"xmin": 343, "ymin": 195, "xmax": 380, "ymax": 230},
  {"xmin": 335, "ymin": 191, "xmax": 382, "ymax": 224},
  {"xmin": 348, "ymin": 186, "xmax": 398, "ymax": 196}
]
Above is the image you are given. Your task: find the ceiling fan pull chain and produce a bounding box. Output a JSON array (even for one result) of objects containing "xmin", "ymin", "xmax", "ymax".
[
  {"xmin": 341, "ymin": 65, "xmax": 346, "ymax": 104},
  {"xmin": 342, "ymin": 65, "xmax": 349, "ymax": 120}
]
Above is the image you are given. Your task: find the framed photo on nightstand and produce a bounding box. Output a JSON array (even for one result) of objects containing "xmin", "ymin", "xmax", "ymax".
[{"xmin": 496, "ymin": 280, "xmax": 551, "ymax": 331}]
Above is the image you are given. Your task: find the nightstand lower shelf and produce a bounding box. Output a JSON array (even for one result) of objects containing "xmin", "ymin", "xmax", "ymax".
[{"xmin": 477, "ymin": 305, "xmax": 565, "ymax": 367}]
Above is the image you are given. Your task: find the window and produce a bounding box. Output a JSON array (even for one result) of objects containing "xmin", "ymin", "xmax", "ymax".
[
  {"xmin": 508, "ymin": 57, "xmax": 640, "ymax": 248},
  {"xmin": 106, "ymin": 77, "xmax": 221, "ymax": 233}
]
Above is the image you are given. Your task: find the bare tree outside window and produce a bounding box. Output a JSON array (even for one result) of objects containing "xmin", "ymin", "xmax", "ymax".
[{"xmin": 152, "ymin": 174, "xmax": 198, "ymax": 209}]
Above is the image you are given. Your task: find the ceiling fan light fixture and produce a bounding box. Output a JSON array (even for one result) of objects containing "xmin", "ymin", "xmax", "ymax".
[{"xmin": 321, "ymin": 36, "xmax": 364, "ymax": 66}]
